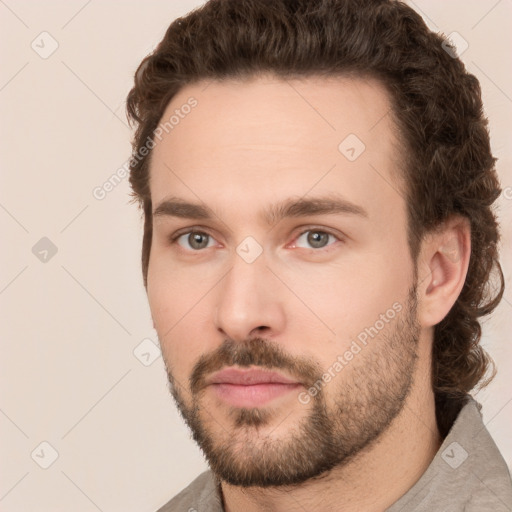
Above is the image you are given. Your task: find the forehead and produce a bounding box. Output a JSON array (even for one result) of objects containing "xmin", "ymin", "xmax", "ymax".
[{"xmin": 148, "ymin": 74, "xmax": 405, "ymax": 224}]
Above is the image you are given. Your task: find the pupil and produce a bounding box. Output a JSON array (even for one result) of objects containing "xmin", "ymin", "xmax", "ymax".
[
  {"xmin": 190, "ymin": 233, "xmax": 208, "ymax": 249},
  {"xmin": 308, "ymin": 231, "xmax": 328, "ymax": 248}
]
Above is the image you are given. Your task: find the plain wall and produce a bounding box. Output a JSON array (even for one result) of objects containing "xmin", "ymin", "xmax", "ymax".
[{"xmin": 1, "ymin": 1, "xmax": 511, "ymax": 510}]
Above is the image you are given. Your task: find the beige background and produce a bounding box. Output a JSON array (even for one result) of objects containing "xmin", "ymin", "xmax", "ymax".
[{"xmin": 1, "ymin": 1, "xmax": 511, "ymax": 510}]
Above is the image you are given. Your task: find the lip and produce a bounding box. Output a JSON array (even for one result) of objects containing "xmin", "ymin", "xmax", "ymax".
[
  {"xmin": 206, "ymin": 367, "xmax": 301, "ymax": 408},
  {"xmin": 207, "ymin": 367, "xmax": 299, "ymax": 386}
]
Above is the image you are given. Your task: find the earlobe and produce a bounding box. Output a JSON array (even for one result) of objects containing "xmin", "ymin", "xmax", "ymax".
[{"xmin": 418, "ymin": 216, "xmax": 471, "ymax": 327}]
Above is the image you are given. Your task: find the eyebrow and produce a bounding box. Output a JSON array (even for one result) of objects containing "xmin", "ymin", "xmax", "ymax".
[{"xmin": 153, "ymin": 194, "xmax": 368, "ymax": 226}]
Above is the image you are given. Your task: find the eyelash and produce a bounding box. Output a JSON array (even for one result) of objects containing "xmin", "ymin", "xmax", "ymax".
[{"xmin": 168, "ymin": 226, "xmax": 343, "ymax": 252}]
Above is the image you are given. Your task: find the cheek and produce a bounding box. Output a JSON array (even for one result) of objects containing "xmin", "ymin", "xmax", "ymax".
[
  {"xmin": 283, "ymin": 247, "xmax": 412, "ymax": 346},
  {"xmin": 147, "ymin": 253, "xmax": 219, "ymax": 377},
  {"xmin": 147, "ymin": 243, "xmax": 210, "ymax": 327}
]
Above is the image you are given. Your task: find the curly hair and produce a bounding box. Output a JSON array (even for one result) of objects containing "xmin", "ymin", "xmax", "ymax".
[{"xmin": 126, "ymin": 0, "xmax": 504, "ymax": 436}]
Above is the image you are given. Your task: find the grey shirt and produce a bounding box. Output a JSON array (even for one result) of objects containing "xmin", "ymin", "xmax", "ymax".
[{"xmin": 157, "ymin": 397, "xmax": 512, "ymax": 511}]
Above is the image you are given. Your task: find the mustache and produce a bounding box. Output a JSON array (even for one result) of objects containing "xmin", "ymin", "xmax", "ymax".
[{"xmin": 189, "ymin": 338, "xmax": 322, "ymax": 395}]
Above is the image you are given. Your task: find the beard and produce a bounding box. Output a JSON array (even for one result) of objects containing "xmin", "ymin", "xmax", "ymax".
[{"xmin": 163, "ymin": 283, "xmax": 420, "ymax": 488}]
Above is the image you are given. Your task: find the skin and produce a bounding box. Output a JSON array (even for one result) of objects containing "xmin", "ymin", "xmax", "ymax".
[{"xmin": 146, "ymin": 74, "xmax": 471, "ymax": 511}]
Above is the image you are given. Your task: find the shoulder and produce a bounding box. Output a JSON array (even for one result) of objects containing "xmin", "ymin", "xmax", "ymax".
[
  {"xmin": 388, "ymin": 396, "xmax": 512, "ymax": 511},
  {"xmin": 460, "ymin": 398, "xmax": 512, "ymax": 510},
  {"xmin": 155, "ymin": 470, "xmax": 223, "ymax": 512}
]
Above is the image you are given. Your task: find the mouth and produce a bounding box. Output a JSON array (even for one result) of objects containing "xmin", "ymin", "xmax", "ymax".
[{"xmin": 205, "ymin": 367, "xmax": 302, "ymax": 408}]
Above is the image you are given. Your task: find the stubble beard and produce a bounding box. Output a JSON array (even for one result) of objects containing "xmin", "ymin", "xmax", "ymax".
[{"xmin": 164, "ymin": 284, "xmax": 420, "ymax": 487}]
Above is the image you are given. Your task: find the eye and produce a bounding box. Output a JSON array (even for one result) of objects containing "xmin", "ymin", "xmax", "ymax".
[
  {"xmin": 173, "ymin": 231, "xmax": 217, "ymax": 251},
  {"xmin": 293, "ymin": 229, "xmax": 339, "ymax": 250}
]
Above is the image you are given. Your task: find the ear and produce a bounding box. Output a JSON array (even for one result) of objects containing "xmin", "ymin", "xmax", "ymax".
[{"xmin": 416, "ymin": 216, "xmax": 471, "ymax": 328}]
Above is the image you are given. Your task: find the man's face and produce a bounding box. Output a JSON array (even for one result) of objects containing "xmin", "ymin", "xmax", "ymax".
[{"xmin": 147, "ymin": 75, "xmax": 421, "ymax": 486}]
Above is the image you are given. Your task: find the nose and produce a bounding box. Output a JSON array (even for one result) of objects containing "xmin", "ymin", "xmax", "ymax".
[{"xmin": 214, "ymin": 252, "xmax": 286, "ymax": 342}]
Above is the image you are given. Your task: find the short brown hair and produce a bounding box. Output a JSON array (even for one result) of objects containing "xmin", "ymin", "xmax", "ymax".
[{"xmin": 126, "ymin": 0, "xmax": 504, "ymax": 436}]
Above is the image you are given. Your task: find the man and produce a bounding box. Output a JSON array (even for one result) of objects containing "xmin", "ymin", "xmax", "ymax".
[{"xmin": 126, "ymin": 0, "xmax": 512, "ymax": 510}]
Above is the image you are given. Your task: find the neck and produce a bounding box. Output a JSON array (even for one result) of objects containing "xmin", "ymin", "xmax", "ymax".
[{"xmin": 220, "ymin": 362, "xmax": 442, "ymax": 512}]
